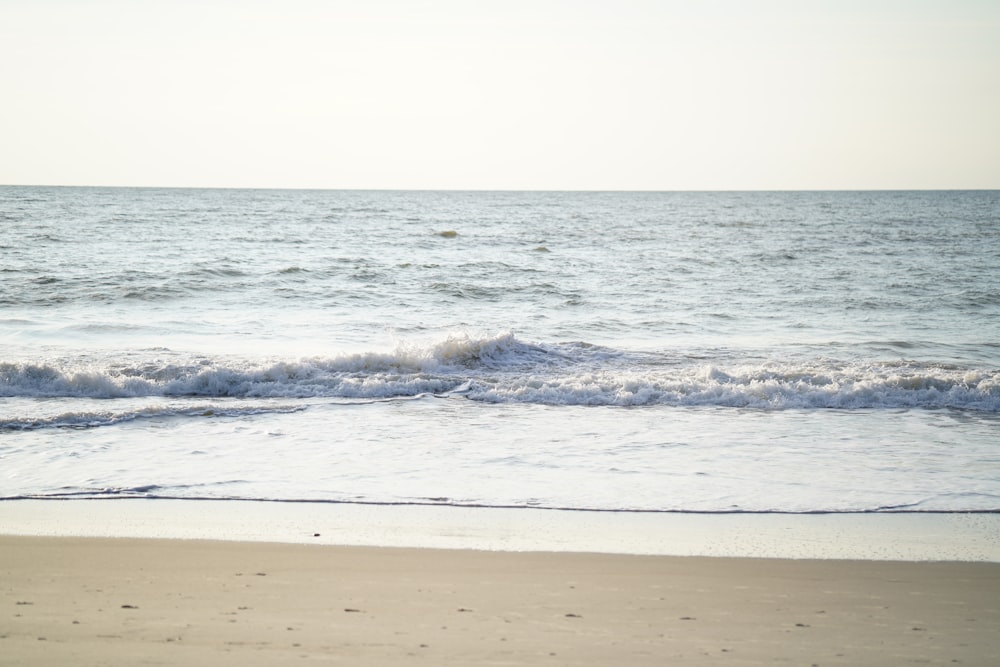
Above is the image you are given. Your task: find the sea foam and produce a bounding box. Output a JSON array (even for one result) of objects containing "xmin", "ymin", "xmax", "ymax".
[{"xmin": 2, "ymin": 334, "xmax": 997, "ymax": 412}]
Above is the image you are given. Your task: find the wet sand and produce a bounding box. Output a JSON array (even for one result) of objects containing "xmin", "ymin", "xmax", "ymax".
[
  {"xmin": 5, "ymin": 498, "xmax": 1000, "ymax": 560},
  {"xmin": 3, "ymin": 535, "xmax": 999, "ymax": 666}
]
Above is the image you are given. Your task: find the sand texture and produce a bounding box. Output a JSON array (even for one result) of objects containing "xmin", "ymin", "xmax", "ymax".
[{"xmin": 2, "ymin": 536, "xmax": 999, "ymax": 666}]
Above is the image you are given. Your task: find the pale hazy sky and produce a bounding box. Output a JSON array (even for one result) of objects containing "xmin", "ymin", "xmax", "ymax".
[{"xmin": 2, "ymin": 0, "xmax": 998, "ymax": 190}]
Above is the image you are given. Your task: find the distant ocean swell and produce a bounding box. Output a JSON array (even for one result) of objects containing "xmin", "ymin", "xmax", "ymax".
[{"xmin": 2, "ymin": 333, "xmax": 997, "ymax": 419}]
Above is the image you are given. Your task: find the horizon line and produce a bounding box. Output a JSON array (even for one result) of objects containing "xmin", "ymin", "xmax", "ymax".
[{"xmin": 3, "ymin": 183, "xmax": 999, "ymax": 194}]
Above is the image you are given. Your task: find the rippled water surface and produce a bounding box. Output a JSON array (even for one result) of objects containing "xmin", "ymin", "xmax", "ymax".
[{"xmin": 2, "ymin": 187, "xmax": 998, "ymax": 511}]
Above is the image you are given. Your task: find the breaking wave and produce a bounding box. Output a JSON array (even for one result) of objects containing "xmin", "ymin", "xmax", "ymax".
[{"xmin": 1, "ymin": 333, "xmax": 997, "ymax": 411}]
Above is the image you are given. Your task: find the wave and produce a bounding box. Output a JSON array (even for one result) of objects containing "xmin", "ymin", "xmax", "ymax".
[
  {"xmin": 0, "ymin": 403, "xmax": 306, "ymax": 431},
  {"xmin": 463, "ymin": 365, "xmax": 1000, "ymax": 410},
  {"xmin": 1, "ymin": 333, "xmax": 997, "ymax": 411}
]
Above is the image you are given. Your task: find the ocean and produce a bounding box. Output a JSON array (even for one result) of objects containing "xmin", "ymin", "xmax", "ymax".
[{"xmin": 2, "ymin": 187, "xmax": 998, "ymax": 514}]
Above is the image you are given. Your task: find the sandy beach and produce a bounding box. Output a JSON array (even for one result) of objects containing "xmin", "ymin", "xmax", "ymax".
[{"xmin": 2, "ymin": 533, "xmax": 998, "ymax": 666}]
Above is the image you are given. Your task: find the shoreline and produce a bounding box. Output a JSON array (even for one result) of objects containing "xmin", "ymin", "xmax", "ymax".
[{"xmin": 3, "ymin": 498, "xmax": 999, "ymax": 561}]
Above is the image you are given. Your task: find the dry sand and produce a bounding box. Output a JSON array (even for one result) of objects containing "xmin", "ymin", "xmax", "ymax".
[{"xmin": 2, "ymin": 535, "xmax": 998, "ymax": 666}]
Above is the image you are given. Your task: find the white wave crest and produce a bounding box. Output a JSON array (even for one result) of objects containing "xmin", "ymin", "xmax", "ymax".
[
  {"xmin": 0, "ymin": 332, "xmax": 537, "ymax": 399},
  {"xmin": 463, "ymin": 362, "xmax": 1000, "ymax": 410},
  {"xmin": 2, "ymin": 338, "xmax": 998, "ymax": 411}
]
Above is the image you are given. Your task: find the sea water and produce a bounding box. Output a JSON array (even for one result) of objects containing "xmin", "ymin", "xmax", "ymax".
[{"xmin": 1, "ymin": 187, "xmax": 998, "ymax": 513}]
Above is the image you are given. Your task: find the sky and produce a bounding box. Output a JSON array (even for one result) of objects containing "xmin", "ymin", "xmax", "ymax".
[{"xmin": 2, "ymin": 0, "xmax": 998, "ymax": 190}]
